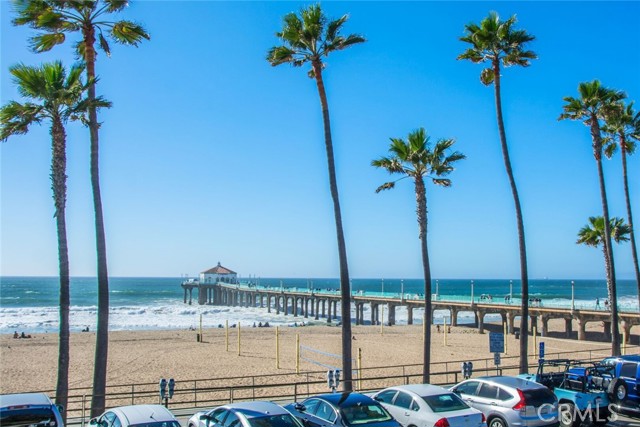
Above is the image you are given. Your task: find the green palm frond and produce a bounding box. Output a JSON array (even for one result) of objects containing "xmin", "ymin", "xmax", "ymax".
[
  {"xmin": 372, "ymin": 127, "xmax": 464, "ymax": 193},
  {"xmin": 560, "ymin": 80, "xmax": 627, "ymax": 125},
  {"xmin": 267, "ymin": 4, "xmax": 364, "ymax": 74},
  {"xmin": 13, "ymin": 0, "xmax": 149, "ymax": 61},
  {"xmin": 577, "ymin": 216, "xmax": 630, "ymax": 247},
  {"xmin": 105, "ymin": 0, "xmax": 128, "ymax": 13},
  {"xmin": 110, "ymin": 21, "xmax": 150, "ymax": 45},
  {"xmin": 30, "ymin": 32, "xmax": 66, "ymax": 52},
  {"xmin": 0, "ymin": 101, "xmax": 43, "ymax": 141},
  {"xmin": 2, "ymin": 61, "xmax": 94, "ymax": 138},
  {"xmin": 458, "ymin": 11, "xmax": 536, "ymax": 84},
  {"xmin": 375, "ymin": 182, "xmax": 396, "ymax": 193}
]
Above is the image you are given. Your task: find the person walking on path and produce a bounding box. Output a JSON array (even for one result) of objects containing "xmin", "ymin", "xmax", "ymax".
[{"xmin": 596, "ymin": 298, "xmax": 601, "ymax": 310}]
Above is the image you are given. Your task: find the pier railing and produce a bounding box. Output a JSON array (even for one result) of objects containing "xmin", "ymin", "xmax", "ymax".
[
  {"xmin": 227, "ymin": 283, "xmax": 639, "ymax": 313},
  {"xmin": 55, "ymin": 347, "xmax": 617, "ymax": 425}
]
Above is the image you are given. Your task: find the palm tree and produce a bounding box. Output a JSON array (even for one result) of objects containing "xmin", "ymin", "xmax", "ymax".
[
  {"xmin": 458, "ymin": 12, "xmax": 536, "ymax": 373},
  {"xmin": 603, "ymin": 101, "xmax": 640, "ymax": 306},
  {"xmin": 267, "ymin": 4, "xmax": 364, "ymax": 390},
  {"xmin": 372, "ymin": 128, "xmax": 465, "ymax": 383},
  {"xmin": 12, "ymin": 1, "xmax": 149, "ymax": 414},
  {"xmin": 0, "ymin": 61, "xmax": 107, "ymax": 422},
  {"xmin": 560, "ymin": 80, "xmax": 626, "ymax": 355},
  {"xmin": 577, "ymin": 216, "xmax": 631, "ymax": 312}
]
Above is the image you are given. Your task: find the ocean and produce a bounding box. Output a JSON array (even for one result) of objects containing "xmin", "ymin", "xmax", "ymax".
[{"xmin": 0, "ymin": 277, "xmax": 637, "ymax": 334}]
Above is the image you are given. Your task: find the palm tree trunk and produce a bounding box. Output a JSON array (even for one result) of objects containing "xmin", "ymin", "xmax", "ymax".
[
  {"xmin": 619, "ymin": 136, "xmax": 640, "ymax": 307},
  {"xmin": 52, "ymin": 117, "xmax": 70, "ymax": 423},
  {"xmin": 493, "ymin": 63, "xmax": 529, "ymax": 373},
  {"xmin": 415, "ymin": 176, "xmax": 432, "ymax": 383},
  {"xmin": 312, "ymin": 61, "xmax": 352, "ymax": 390},
  {"xmin": 591, "ymin": 117, "xmax": 620, "ymax": 355},
  {"xmin": 84, "ymin": 25, "xmax": 110, "ymax": 417}
]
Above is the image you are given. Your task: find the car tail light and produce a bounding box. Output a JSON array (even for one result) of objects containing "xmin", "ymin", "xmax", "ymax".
[
  {"xmin": 512, "ymin": 389, "xmax": 526, "ymax": 412},
  {"xmin": 481, "ymin": 413, "xmax": 486, "ymax": 423},
  {"xmin": 434, "ymin": 418, "xmax": 450, "ymax": 427}
]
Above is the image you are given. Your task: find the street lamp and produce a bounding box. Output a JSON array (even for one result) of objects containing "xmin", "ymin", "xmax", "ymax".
[
  {"xmin": 471, "ymin": 280, "xmax": 475, "ymax": 305},
  {"xmin": 571, "ymin": 280, "xmax": 575, "ymax": 311},
  {"xmin": 509, "ymin": 280, "xmax": 513, "ymax": 301},
  {"xmin": 401, "ymin": 279, "xmax": 404, "ymax": 300},
  {"xmin": 436, "ymin": 279, "xmax": 439, "ymax": 300}
]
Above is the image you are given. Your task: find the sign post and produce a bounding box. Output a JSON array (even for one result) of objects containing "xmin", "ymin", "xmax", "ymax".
[{"xmin": 489, "ymin": 332, "xmax": 504, "ymax": 375}]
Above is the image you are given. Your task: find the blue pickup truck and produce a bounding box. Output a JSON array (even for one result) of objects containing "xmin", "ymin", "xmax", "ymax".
[
  {"xmin": 601, "ymin": 355, "xmax": 640, "ymax": 419},
  {"xmin": 519, "ymin": 359, "xmax": 613, "ymax": 427}
]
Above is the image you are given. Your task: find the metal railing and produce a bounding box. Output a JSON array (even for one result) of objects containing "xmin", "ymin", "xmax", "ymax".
[{"xmin": 51, "ymin": 347, "xmax": 618, "ymax": 425}]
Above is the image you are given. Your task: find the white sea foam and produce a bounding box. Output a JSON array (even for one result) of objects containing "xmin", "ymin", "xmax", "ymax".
[{"xmin": 2, "ymin": 296, "xmax": 637, "ymax": 334}]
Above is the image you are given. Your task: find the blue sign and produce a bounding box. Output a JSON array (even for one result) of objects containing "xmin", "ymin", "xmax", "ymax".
[
  {"xmin": 489, "ymin": 332, "xmax": 505, "ymax": 353},
  {"xmin": 539, "ymin": 342, "xmax": 545, "ymax": 359}
]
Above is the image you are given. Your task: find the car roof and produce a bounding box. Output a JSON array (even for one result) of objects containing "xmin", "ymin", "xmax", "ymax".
[
  {"xmin": 383, "ymin": 384, "xmax": 450, "ymax": 396},
  {"xmin": 308, "ymin": 393, "xmax": 375, "ymax": 407},
  {"xmin": 0, "ymin": 393, "xmax": 54, "ymax": 408},
  {"xmin": 474, "ymin": 376, "xmax": 544, "ymax": 390},
  {"xmin": 223, "ymin": 402, "xmax": 290, "ymax": 418},
  {"xmin": 606, "ymin": 355, "xmax": 640, "ymax": 362},
  {"xmin": 109, "ymin": 405, "xmax": 176, "ymax": 425}
]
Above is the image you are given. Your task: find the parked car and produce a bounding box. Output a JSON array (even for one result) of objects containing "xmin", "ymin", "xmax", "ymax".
[
  {"xmin": 188, "ymin": 401, "xmax": 303, "ymax": 427},
  {"xmin": 601, "ymin": 355, "xmax": 640, "ymax": 418},
  {"xmin": 285, "ymin": 393, "xmax": 401, "ymax": 427},
  {"xmin": 0, "ymin": 393, "xmax": 64, "ymax": 427},
  {"xmin": 519, "ymin": 359, "xmax": 613, "ymax": 427},
  {"xmin": 371, "ymin": 384, "xmax": 486, "ymax": 427},
  {"xmin": 89, "ymin": 404, "xmax": 180, "ymax": 427},
  {"xmin": 450, "ymin": 376, "xmax": 559, "ymax": 427}
]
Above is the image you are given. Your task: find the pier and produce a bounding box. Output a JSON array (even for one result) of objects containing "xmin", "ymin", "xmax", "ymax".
[{"xmin": 180, "ymin": 281, "xmax": 640, "ymax": 341}]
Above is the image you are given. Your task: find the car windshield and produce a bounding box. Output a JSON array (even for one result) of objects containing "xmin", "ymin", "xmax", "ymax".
[
  {"xmin": 340, "ymin": 404, "xmax": 393, "ymax": 426},
  {"xmin": 131, "ymin": 421, "xmax": 181, "ymax": 427},
  {"xmin": 421, "ymin": 394, "xmax": 469, "ymax": 413},
  {"xmin": 0, "ymin": 408, "xmax": 58, "ymax": 427}
]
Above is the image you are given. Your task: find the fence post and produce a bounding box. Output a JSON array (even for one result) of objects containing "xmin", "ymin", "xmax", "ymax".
[
  {"xmin": 82, "ymin": 394, "xmax": 86, "ymax": 427},
  {"xmin": 131, "ymin": 385, "xmax": 134, "ymax": 405},
  {"xmin": 194, "ymin": 380, "xmax": 197, "ymax": 406},
  {"xmin": 252, "ymin": 377, "xmax": 256, "ymax": 400},
  {"xmin": 294, "ymin": 383, "xmax": 298, "ymax": 402},
  {"xmin": 230, "ymin": 388, "xmax": 234, "ymax": 403}
]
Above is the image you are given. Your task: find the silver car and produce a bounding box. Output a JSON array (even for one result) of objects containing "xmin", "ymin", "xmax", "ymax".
[
  {"xmin": 188, "ymin": 401, "xmax": 303, "ymax": 427},
  {"xmin": 450, "ymin": 377, "xmax": 559, "ymax": 427},
  {"xmin": 372, "ymin": 384, "xmax": 486, "ymax": 427},
  {"xmin": 89, "ymin": 404, "xmax": 180, "ymax": 427}
]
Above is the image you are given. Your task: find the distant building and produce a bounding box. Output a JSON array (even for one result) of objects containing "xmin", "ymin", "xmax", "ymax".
[{"xmin": 199, "ymin": 262, "xmax": 238, "ymax": 284}]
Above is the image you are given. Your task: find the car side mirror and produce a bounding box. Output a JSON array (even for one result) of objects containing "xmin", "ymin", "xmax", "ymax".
[
  {"xmin": 294, "ymin": 403, "xmax": 306, "ymax": 412},
  {"xmin": 199, "ymin": 415, "xmax": 211, "ymax": 421},
  {"xmin": 88, "ymin": 418, "xmax": 99, "ymax": 427},
  {"xmin": 452, "ymin": 389, "xmax": 460, "ymax": 395},
  {"xmin": 372, "ymin": 396, "xmax": 381, "ymax": 401}
]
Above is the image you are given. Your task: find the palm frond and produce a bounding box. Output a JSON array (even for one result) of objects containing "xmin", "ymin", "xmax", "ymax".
[
  {"xmin": 30, "ymin": 32, "xmax": 66, "ymax": 52},
  {"xmin": 0, "ymin": 101, "xmax": 43, "ymax": 141},
  {"xmin": 110, "ymin": 21, "xmax": 150, "ymax": 45},
  {"xmin": 375, "ymin": 182, "xmax": 395, "ymax": 193}
]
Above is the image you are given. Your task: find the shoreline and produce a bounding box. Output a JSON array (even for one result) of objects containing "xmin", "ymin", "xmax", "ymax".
[{"xmin": 1, "ymin": 319, "xmax": 635, "ymax": 395}]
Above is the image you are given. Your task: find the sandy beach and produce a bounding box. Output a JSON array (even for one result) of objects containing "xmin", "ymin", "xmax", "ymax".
[{"xmin": 1, "ymin": 318, "xmax": 634, "ymax": 398}]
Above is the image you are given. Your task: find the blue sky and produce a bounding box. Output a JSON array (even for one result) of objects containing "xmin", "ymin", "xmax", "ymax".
[{"xmin": 1, "ymin": 1, "xmax": 639, "ymax": 280}]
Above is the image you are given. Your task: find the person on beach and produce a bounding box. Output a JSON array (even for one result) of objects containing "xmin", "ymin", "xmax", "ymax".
[
  {"xmin": 596, "ymin": 298, "xmax": 600, "ymax": 310},
  {"xmin": 13, "ymin": 331, "xmax": 18, "ymax": 339}
]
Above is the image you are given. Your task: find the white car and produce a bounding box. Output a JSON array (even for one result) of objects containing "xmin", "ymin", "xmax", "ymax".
[
  {"xmin": 372, "ymin": 384, "xmax": 487, "ymax": 427},
  {"xmin": 89, "ymin": 404, "xmax": 180, "ymax": 427},
  {"xmin": 188, "ymin": 401, "xmax": 303, "ymax": 427}
]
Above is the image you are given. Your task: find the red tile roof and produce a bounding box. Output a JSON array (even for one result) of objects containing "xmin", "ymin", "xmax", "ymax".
[{"xmin": 201, "ymin": 263, "xmax": 236, "ymax": 275}]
